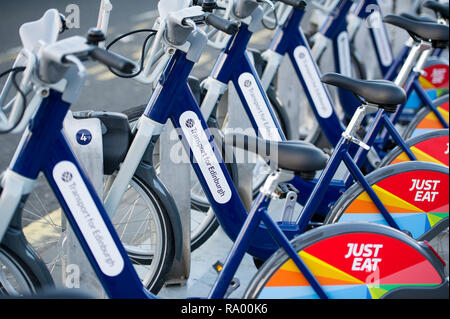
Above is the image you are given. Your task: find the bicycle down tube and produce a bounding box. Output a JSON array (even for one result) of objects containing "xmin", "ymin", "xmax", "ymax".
[{"xmin": 206, "ymin": 23, "xmax": 286, "ymax": 142}]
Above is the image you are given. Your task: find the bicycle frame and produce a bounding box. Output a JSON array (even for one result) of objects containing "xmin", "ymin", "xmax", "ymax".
[
  {"xmin": 132, "ymin": 40, "xmax": 420, "ymax": 262},
  {"xmin": 195, "ymin": 5, "xmax": 443, "ymax": 219},
  {"xmin": 0, "ymin": 50, "xmax": 331, "ymax": 299},
  {"xmin": 0, "ymin": 6, "xmax": 446, "ymax": 301},
  {"xmin": 312, "ymin": 0, "xmax": 448, "ymax": 126},
  {"xmin": 0, "ymin": 90, "xmax": 154, "ymax": 298},
  {"xmin": 201, "ymin": 24, "xmax": 286, "ymax": 143}
]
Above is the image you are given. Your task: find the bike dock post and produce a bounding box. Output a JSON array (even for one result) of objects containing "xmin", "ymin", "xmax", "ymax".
[
  {"xmin": 62, "ymin": 113, "xmax": 106, "ymax": 298},
  {"xmin": 160, "ymin": 121, "xmax": 191, "ymax": 286}
]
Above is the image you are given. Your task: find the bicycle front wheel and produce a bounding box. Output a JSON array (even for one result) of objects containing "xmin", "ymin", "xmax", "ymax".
[
  {"xmin": 244, "ymin": 223, "xmax": 448, "ymax": 299},
  {"xmin": 0, "ymin": 247, "xmax": 40, "ymax": 296},
  {"xmin": 21, "ymin": 173, "xmax": 174, "ymax": 294},
  {"xmin": 325, "ymin": 161, "xmax": 449, "ymax": 277},
  {"xmin": 402, "ymin": 94, "xmax": 449, "ymax": 139}
]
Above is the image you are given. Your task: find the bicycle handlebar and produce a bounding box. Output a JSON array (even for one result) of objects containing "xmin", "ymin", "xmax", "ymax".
[
  {"xmin": 204, "ymin": 13, "xmax": 239, "ymax": 35},
  {"xmin": 89, "ymin": 47, "xmax": 136, "ymax": 74}
]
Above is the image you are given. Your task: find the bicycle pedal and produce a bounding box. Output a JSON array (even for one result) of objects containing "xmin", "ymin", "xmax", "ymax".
[{"xmin": 275, "ymin": 183, "xmax": 300, "ymax": 199}]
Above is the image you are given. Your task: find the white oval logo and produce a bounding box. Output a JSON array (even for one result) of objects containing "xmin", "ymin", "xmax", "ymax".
[
  {"xmin": 293, "ymin": 46, "xmax": 333, "ymax": 119},
  {"xmin": 53, "ymin": 161, "xmax": 124, "ymax": 277},
  {"xmin": 179, "ymin": 111, "xmax": 232, "ymax": 204},
  {"xmin": 238, "ymin": 72, "xmax": 283, "ymax": 142}
]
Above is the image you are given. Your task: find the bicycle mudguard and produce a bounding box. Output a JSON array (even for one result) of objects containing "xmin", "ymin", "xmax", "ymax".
[
  {"xmin": 380, "ymin": 129, "xmax": 449, "ymax": 167},
  {"xmin": 327, "ymin": 162, "xmax": 449, "ymax": 242},
  {"xmin": 244, "ymin": 223, "xmax": 448, "ymax": 299},
  {"xmin": 1, "ymin": 192, "xmax": 54, "ymax": 289},
  {"xmin": 133, "ymin": 137, "xmax": 184, "ymax": 263}
]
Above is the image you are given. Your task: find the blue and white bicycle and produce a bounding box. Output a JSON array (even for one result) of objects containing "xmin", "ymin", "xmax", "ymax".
[
  {"xmin": 34, "ymin": 0, "xmax": 448, "ymax": 283},
  {"xmin": 0, "ymin": 6, "xmax": 448, "ymax": 299}
]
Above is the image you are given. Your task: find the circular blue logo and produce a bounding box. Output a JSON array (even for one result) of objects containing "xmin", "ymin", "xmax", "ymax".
[
  {"xmin": 76, "ymin": 129, "xmax": 92, "ymax": 145},
  {"xmin": 185, "ymin": 118, "xmax": 195, "ymax": 128}
]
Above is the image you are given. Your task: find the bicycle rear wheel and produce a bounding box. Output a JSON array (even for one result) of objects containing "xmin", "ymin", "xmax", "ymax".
[
  {"xmin": 244, "ymin": 223, "xmax": 448, "ymax": 299},
  {"xmin": 379, "ymin": 129, "xmax": 449, "ymax": 167},
  {"xmin": 402, "ymin": 95, "xmax": 449, "ymax": 139},
  {"xmin": 325, "ymin": 161, "xmax": 449, "ymax": 277}
]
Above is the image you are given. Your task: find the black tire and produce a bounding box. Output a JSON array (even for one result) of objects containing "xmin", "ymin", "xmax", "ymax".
[
  {"xmin": 402, "ymin": 94, "xmax": 449, "ymax": 140},
  {"xmin": 0, "ymin": 246, "xmax": 44, "ymax": 296},
  {"xmin": 244, "ymin": 222, "xmax": 448, "ymax": 299},
  {"xmin": 379, "ymin": 129, "xmax": 449, "ymax": 167},
  {"xmin": 324, "ymin": 161, "xmax": 449, "ymax": 277}
]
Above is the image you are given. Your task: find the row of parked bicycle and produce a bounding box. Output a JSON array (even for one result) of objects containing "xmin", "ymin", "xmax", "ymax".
[{"xmin": 0, "ymin": 0, "xmax": 448, "ymax": 299}]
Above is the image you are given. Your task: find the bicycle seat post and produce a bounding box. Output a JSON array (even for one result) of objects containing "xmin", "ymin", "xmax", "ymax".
[
  {"xmin": 341, "ymin": 104, "xmax": 378, "ymax": 151},
  {"xmin": 394, "ymin": 41, "xmax": 432, "ymax": 87},
  {"xmin": 259, "ymin": 169, "xmax": 295, "ymax": 198},
  {"xmin": 412, "ymin": 44, "xmax": 434, "ymax": 76}
]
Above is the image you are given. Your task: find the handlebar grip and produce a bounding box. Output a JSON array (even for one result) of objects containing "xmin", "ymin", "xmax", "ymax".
[
  {"xmin": 90, "ymin": 47, "xmax": 136, "ymax": 74},
  {"xmin": 277, "ymin": 0, "xmax": 306, "ymax": 9},
  {"xmin": 205, "ymin": 13, "xmax": 239, "ymax": 35}
]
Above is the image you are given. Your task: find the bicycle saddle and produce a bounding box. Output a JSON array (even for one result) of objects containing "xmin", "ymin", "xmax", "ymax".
[
  {"xmin": 401, "ymin": 12, "xmax": 436, "ymax": 23},
  {"xmin": 321, "ymin": 73, "xmax": 407, "ymax": 113},
  {"xmin": 224, "ymin": 133, "xmax": 328, "ymax": 176},
  {"xmin": 423, "ymin": 0, "xmax": 449, "ymax": 20},
  {"xmin": 383, "ymin": 14, "xmax": 449, "ymax": 44}
]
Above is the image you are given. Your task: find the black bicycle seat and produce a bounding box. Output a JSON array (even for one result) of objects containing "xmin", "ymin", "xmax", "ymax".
[
  {"xmin": 383, "ymin": 14, "xmax": 449, "ymax": 44},
  {"xmin": 401, "ymin": 12, "xmax": 436, "ymax": 23},
  {"xmin": 423, "ymin": 1, "xmax": 449, "ymax": 20},
  {"xmin": 321, "ymin": 73, "xmax": 407, "ymax": 113},
  {"xmin": 224, "ymin": 133, "xmax": 328, "ymax": 175}
]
